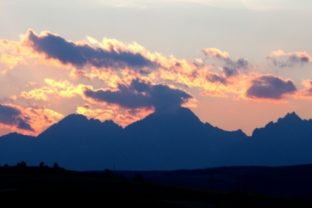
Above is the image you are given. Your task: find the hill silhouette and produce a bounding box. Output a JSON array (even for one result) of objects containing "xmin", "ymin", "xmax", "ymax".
[
  {"xmin": 1, "ymin": 164, "xmax": 312, "ymax": 207},
  {"xmin": 1, "ymin": 107, "xmax": 312, "ymax": 170}
]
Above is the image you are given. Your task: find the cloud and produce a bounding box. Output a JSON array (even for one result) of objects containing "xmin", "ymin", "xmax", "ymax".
[
  {"xmin": 268, "ymin": 50, "xmax": 312, "ymax": 68},
  {"xmin": 302, "ymin": 80, "xmax": 312, "ymax": 96},
  {"xmin": 0, "ymin": 103, "xmax": 63, "ymax": 135},
  {"xmin": 202, "ymin": 48, "xmax": 230, "ymax": 60},
  {"xmin": 0, "ymin": 39, "xmax": 30, "ymax": 74},
  {"xmin": 84, "ymin": 79, "xmax": 192, "ymax": 112},
  {"xmin": 25, "ymin": 30, "xmax": 156, "ymax": 72},
  {"xmin": 246, "ymin": 75, "xmax": 297, "ymax": 99},
  {"xmin": 0, "ymin": 104, "xmax": 33, "ymax": 131},
  {"xmin": 25, "ymin": 107, "xmax": 64, "ymax": 134},
  {"xmin": 17, "ymin": 30, "xmax": 245, "ymax": 97},
  {"xmin": 20, "ymin": 79, "xmax": 90, "ymax": 101},
  {"xmin": 203, "ymin": 48, "xmax": 249, "ymax": 77},
  {"xmin": 223, "ymin": 58, "xmax": 249, "ymax": 77},
  {"xmin": 158, "ymin": 58, "xmax": 251, "ymax": 97},
  {"xmin": 206, "ymin": 73, "xmax": 228, "ymax": 85}
]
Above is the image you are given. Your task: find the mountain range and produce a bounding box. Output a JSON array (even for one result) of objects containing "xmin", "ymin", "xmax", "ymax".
[{"xmin": 1, "ymin": 107, "xmax": 312, "ymax": 170}]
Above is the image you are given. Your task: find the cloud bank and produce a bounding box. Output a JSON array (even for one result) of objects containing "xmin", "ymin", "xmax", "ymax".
[
  {"xmin": 0, "ymin": 29, "xmax": 309, "ymax": 135},
  {"xmin": 25, "ymin": 30, "xmax": 156, "ymax": 72},
  {"xmin": 84, "ymin": 79, "xmax": 191, "ymax": 112}
]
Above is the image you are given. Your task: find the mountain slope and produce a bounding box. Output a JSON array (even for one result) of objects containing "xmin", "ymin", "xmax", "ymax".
[
  {"xmin": 121, "ymin": 107, "xmax": 248, "ymax": 169},
  {"xmin": 36, "ymin": 114, "xmax": 123, "ymax": 170},
  {"xmin": 0, "ymin": 133, "xmax": 37, "ymax": 165},
  {"xmin": 249, "ymin": 112, "xmax": 312, "ymax": 165}
]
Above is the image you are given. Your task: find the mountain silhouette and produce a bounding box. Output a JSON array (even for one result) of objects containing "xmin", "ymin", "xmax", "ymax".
[
  {"xmin": 0, "ymin": 133, "xmax": 36, "ymax": 165},
  {"xmin": 36, "ymin": 114, "xmax": 123, "ymax": 169},
  {"xmin": 39, "ymin": 114, "xmax": 122, "ymax": 140},
  {"xmin": 250, "ymin": 112, "xmax": 312, "ymax": 165},
  {"xmin": 0, "ymin": 107, "xmax": 312, "ymax": 170}
]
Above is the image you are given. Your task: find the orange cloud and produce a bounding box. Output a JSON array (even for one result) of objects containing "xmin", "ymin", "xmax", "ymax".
[
  {"xmin": 86, "ymin": 35, "xmax": 182, "ymax": 70},
  {"xmin": 0, "ymin": 32, "xmax": 68, "ymax": 75},
  {"xmin": 20, "ymin": 79, "xmax": 91, "ymax": 101},
  {"xmin": 81, "ymin": 67, "xmax": 150, "ymax": 89},
  {"xmin": 76, "ymin": 104, "xmax": 153, "ymax": 127},
  {"xmin": 2, "ymin": 30, "xmax": 302, "ymax": 104},
  {"xmin": 11, "ymin": 29, "xmax": 253, "ymax": 99},
  {"xmin": 0, "ymin": 39, "xmax": 25, "ymax": 73},
  {"xmin": 298, "ymin": 80, "xmax": 312, "ymax": 99},
  {"xmin": 202, "ymin": 48, "xmax": 230, "ymax": 60},
  {"xmin": 24, "ymin": 107, "xmax": 64, "ymax": 135}
]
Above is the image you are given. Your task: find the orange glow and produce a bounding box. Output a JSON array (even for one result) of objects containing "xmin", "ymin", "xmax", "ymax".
[
  {"xmin": 44, "ymin": 79, "xmax": 89, "ymax": 98},
  {"xmin": 76, "ymin": 105, "xmax": 153, "ymax": 127},
  {"xmin": 297, "ymin": 80, "xmax": 312, "ymax": 99},
  {"xmin": 16, "ymin": 29, "xmax": 255, "ymax": 100},
  {"xmin": 302, "ymin": 80, "xmax": 312, "ymax": 92},
  {"xmin": 1, "ymin": 29, "xmax": 310, "ymax": 136},
  {"xmin": 0, "ymin": 40, "xmax": 24, "ymax": 73},
  {"xmin": 0, "ymin": 104, "xmax": 63, "ymax": 136},
  {"xmin": 24, "ymin": 107, "xmax": 63, "ymax": 135},
  {"xmin": 20, "ymin": 79, "xmax": 91, "ymax": 101},
  {"xmin": 81, "ymin": 68, "xmax": 122, "ymax": 88}
]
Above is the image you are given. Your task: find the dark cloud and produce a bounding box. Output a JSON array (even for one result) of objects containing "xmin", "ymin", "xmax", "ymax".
[
  {"xmin": 0, "ymin": 104, "xmax": 33, "ymax": 131},
  {"xmin": 207, "ymin": 74, "xmax": 228, "ymax": 85},
  {"xmin": 246, "ymin": 75, "xmax": 297, "ymax": 99},
  {"xmin": 26, "ymin": 30, "xmax": 155, "ymax": 72},
  {"xmin": 203, "ymin": 48, "xmax": 249, "ymax": 78},
  {"xmin": 223, "ymin": 58, "xmax": 249, "ymax": 77},
  {"xmin": 268, "ymin": 51, "xmax": 311, "ymax": 68},
  {"xmin": 84, "ymin": 80, "xmax": 191, "ymax": 112}
]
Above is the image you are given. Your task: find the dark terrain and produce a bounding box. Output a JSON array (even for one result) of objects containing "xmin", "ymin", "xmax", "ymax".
[
  {"xmin": 2, "ymin": 108, "xmax": 312, "ymax": 171},
  {"xmin": 1, "ymin": 108, "xmax": 312, "ymax": 207},
  {"xmin": 1, "ymin": 164, "xmax": 312, "ymax": 207}
]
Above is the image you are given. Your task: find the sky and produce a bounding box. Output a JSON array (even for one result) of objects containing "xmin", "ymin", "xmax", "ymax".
[{"xmin": 0, "ymin": 0, "xmax": 311, "ymax": 136}]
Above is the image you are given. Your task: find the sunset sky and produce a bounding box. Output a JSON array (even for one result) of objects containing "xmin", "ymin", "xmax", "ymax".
[{"xmin": 0, "ymin": 0, "xmax": 312, "ymax": 136}]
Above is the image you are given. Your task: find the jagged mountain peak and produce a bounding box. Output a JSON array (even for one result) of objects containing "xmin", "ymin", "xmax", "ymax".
[
  {"xmin": 47, "ymin": 113, "xmax": 120, "ymax": 128},
  {"xmin": 278, "ymin": 112, "xmax": 302, "ymax": 123},
  {"xmin": 2, "ymin": 109, "xmax": 311, "ymax": 170},
  {"xmin": 38, "ymin": 113, "xmax": 121, "ymax": 139}
]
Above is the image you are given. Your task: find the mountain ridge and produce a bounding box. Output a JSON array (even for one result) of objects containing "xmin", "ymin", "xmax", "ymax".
[{"xmin": 0, "ymin": 107, "xmax": 312, "ymax": 170}]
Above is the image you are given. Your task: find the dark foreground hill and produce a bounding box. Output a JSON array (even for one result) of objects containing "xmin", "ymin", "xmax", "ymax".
[{"xmin": 0, "ymin": 164, "xmax": 312, "ymax": 208}]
